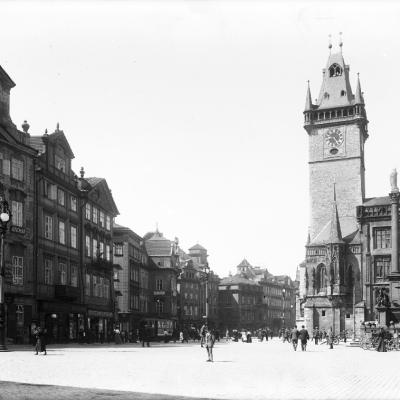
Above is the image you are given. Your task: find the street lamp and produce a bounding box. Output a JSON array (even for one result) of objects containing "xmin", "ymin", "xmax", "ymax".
[
  {"xmin": 282, "ymin": 288, "xmax": 286, "ymax": 329},
  {"xmin": 204, "ymin": 263, "xmax": 210, "ymax": 326},
  {"xmin": 0, "ymin": 199, "xmax": 11, "ymax": 351}
]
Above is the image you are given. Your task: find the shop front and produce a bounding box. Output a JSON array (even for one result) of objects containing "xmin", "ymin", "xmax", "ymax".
[
  {"xmin": 87, "ymin": 309, "xmax": 114, "ymax": 343},
  {"xmin": 38, "ymin": 301, "xmax": 87, "ymax": 343}
]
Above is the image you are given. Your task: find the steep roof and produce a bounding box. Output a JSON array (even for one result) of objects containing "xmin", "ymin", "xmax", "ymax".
[
  {"xmin": 219, "ymin": 274, "xmax": 259, "ymax": 286},
  {"xmin": 329, "ymin": 185, "xmax": 344, "ymax": 244},
  {"xmin": 316, "ymin": 51, "xmax": 354, "ymax": 110},
  {"xmin": 354, "ymin": 74, "xmax": 365, "ymax": 105},
  {"xmin": 0, "ymin": 65, "xmax": 15, "ymax": 89},
  {"xmin": 145, "ymin": 231, "xmax": 173, "ymax": 257},
  {"xmin": 363, "ymin": 196, "xmax": 390, "ymax": 206},
  {"xmin": 85, "ymin": 177, "xmax": 119, "ymax": 216},
  {"xmin": 304, "ymin": 81, "xmax": 313, "ymax": 111},
  {"xmin": 237, "ymin": 258, "xmax": 252, "ymax": 268},
  {"xmin": 189, "ymin": 243, "xmax": 206, "ymax": 251}
]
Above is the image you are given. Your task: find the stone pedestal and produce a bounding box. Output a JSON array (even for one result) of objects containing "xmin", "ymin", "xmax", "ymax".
[{"xmin": 376, "ymin": 306, "xmax": 389, "ymax": 327}]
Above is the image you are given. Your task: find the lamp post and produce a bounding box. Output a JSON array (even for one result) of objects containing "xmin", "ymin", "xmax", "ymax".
[
  {"xmin": 204, "ymin": 262, "xmax": 210, "ymax": 326},
  {"xmin": 282, "ymin": 288, "xmax": 286, "ymax": 329},
  {"xmin": 0, "ymin": 199, "xmax": 11, "ymax": 351}
]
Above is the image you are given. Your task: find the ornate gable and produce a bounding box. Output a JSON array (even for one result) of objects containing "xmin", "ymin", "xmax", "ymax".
[{"xmin": 87, "ymin": 178, "xmax": 119, "ymax": 216}]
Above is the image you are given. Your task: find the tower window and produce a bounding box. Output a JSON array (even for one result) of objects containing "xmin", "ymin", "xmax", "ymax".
[
  {"xmin": 324, "ymin": 92, "xmax": 329, "ymax": 99},
  {"xmin": 329, "ymin": 63, "xmax": 343, "ymax": 77},
  {"xmin": 341, "ymin": 90, "xmax": 346, "ymax": 96},
  {"xmin": 330, "ymin": 148, "xmax": 338, "ymax": 155},
  {"xmin": 322, "ymin": 310, "xmax": 326, "ymax": 317}
]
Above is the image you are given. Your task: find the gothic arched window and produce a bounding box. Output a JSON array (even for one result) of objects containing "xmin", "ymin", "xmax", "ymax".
[
  {"xmin": 329, "ymin": 63, "xmax": 343, "ymax": 77},
  {"xmin": 316, "ymin": 264, "xmax": 326, "ymax": 292}
]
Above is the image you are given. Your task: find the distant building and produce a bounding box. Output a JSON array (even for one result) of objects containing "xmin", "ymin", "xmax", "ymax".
[
  {"xmin": 178, "ymin": 244, "xmax": 220, "ymax": 330},
  {"xmin": 144, "ymin": 230, "xmax": 180, "ymax": 337},
  {"xmin": 113, "ymin": 224, "xmax": 153, "ymax": 337},
  {"xmin": 218, "ymin": 259, "xmax": 296, "ymax": 333}
]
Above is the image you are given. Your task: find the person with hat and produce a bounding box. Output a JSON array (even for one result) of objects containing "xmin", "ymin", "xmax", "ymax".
[{"xmin": 298, "ymin": 325, "xmax": 310, "ymax": 351}]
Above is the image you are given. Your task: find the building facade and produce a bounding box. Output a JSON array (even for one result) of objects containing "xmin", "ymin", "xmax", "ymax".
[
  {"xmin": 80, "ymin": 172, "xmax": 119, "ymax": 342},
  {"xmin": 113, "ymin": 223, "xmax": 153, "ymax": 337},
  {"xmin": 0, "ymin": 66, "xmax": 37, "ymax": 344},
  {"xmin": 30, "ymin": 127, "xmax": 85, "ymax": 343},
  {"xmin": 144, "ymin": 230, "xmax": 180, "ymax": 337}
]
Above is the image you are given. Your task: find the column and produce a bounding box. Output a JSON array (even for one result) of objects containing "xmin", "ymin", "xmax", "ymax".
[{"xmin": 389, "ymin": 191, "xmax": 400, "ymax": 274}]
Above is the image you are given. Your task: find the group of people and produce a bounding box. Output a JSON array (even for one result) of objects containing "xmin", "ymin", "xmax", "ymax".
[{"xmin": 283, "ymin": 325, "xmax": 338, "ymax": 351}]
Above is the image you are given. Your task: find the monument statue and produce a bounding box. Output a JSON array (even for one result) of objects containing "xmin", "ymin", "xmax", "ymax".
[{"xmin": 390, "ymin": 168, "xmax": 399, "ymax": 192}]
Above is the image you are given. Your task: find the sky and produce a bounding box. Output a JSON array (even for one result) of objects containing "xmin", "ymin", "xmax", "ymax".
[{"xmin": 1, "ymin": 0, "xmax": 400, "ymax": 279}]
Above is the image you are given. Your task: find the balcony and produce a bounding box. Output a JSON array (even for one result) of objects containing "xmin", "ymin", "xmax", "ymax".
[{"xmin": 55, "ymin": 285, "xmax": 80, "ymax": 300}]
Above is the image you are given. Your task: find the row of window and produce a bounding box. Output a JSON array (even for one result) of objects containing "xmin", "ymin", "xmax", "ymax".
[
  {"xmin": 44, "ymin": 259, "xmax": 78, "ymax": 286},
  {"xmin": 44, "ymin": 215, "xmax": 77, "ymax": 248},
  {"xmin": 0, "ymin": 154, "xmax": 24, "ymax": 181},
  {"xmin": 84, "ymin": 273, "xmax": 110, "ymax": 298},
  {"xmin": 44, "ymin": 181, "xmax": 77, "ymax": 211},
  {"xmin": 85, "ymin": 235, "xmax": 111, "ymax": 261},
  {"xmin": 183, "ymin": 305, "xmax": 198, "ymax": 316},
  {"xmin": 85, "ymin": 203, "xmax": 111, "ymax": 230},
  {"xmin": 130, "ymin": 294, "xmax": 150, "ymax": 313}
]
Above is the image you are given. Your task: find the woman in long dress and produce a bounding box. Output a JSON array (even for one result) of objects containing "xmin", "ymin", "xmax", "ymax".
[{"xmin": 376, "ymin": 327, "xmax": 387, "ymax": 352}]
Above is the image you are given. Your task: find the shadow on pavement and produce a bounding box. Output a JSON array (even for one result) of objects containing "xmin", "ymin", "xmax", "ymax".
[{"xmin": 0, "ymin": 381, "xmax": 219, "ymax": 400}]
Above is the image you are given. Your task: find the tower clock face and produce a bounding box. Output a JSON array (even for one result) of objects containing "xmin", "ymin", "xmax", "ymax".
[{"xmin": 325, "ymin": 128, "xmax": 344, "ymax": 147}]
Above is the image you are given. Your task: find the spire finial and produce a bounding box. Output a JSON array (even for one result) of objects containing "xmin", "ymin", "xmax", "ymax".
[
  {"xmin": 80, "ymin": 166, "xmax": 85, "ymax": 178},
  {"xmin": 339, "ymin": 32, "xmax": 343, "ymax": 52},
  {"xmin": 328, "ymin": 34, "xmax": 332, "ymax": 53},
  {"xmin": 56, "ymin": 122, "xmax": 60, "ymax": 132},
  {"xmin": 333, "ymin": 179, "xmax": 336, "ymax": 202},
  {"xmin": 156, "ymin": 222, "xmax": 159, "ymax": 233}
]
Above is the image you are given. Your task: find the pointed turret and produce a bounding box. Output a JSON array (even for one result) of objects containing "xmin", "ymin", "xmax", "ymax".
[
  {"xmin": 329, "ymin": 183, "xmax": 344, "ymax": 244},
  {"xmin": 305, "ymin": 81, "xmax": 313, "ymax": 111},
  {"xmin": 354, "ymin": 73, "xmax": 364, "ymax": 105},
  {"xmin": 317, "ymin": 50, "xmax": 354, "ymax": 109}
]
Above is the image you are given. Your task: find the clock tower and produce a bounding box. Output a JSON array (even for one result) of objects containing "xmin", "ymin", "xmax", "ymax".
[
  {"xmin": 299, "ymin": 41, "xmax": 368, "ymax": 334},
  {"xmin": 304, "ymin": 46, "xmax": 368, "ymax": 241}
]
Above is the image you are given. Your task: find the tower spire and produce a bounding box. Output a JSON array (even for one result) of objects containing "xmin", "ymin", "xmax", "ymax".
[
  {"xmin": 339, "ymin": 32, "xmax": 343, "ymax": 53},
  {"xmin": 355, "ymin": 72, "xmax": 365, "ymax": 105},
  {"xmin": 329, "ymin": 183, "xmax": 344, "ymax": 243},
  {"xmin": 305, "ymin": 80, "xmax": 313, "ymax": 111},
  {"xmin": 328, "ymin": 34, "xmax": 332, "ymax": 54}
]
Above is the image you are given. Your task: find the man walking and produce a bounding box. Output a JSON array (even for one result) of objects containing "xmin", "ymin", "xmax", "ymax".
[
  {"xmin": 205, "ymin": 328, "xmax": 215, "ymax": 362},
  {"xmin": 298, "ymin": 325, "xmax": 309, "ymax": 351},
  {"xmin": 291, "ymin": 325, "xmax": 299, "ymax": 351},
  {"xmin": 313, "ymin": 327, "xmax": 319, "ymax": 345}
]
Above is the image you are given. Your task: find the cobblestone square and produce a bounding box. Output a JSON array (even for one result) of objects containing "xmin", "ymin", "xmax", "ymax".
[{"xmin": 1, "ymin": 339, "xmax": 400, "ymax": 399}]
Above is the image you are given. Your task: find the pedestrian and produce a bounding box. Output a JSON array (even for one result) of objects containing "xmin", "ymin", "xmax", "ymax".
[
  {"xmin": 140, "ymin": 325, "xmax": 150, "ymax": 347},
  {"xmin": 313, "ymin": 327, "xmax": 319, "ymax": 345},
  {"xmin": 163, "ymin": 329, "xmax": 169, "ymax": 343},
  {"xmin": 327, "ymin": 327, "xmax": 334, "ymax": 349},
  {"xmin": 246, "ymin": 330, "xmax": 252, "ymax": 343},
  {"xmin": 180, "ymin": 331, "xmax": 184, "ymax": 343},
  {"xmin": 114, "ymin": 327, "xmax": 122, "ymax": 344},
  {"xmin": 200, "ymin": 324, "xmax": 206, "ymax": 347},
  {"xmin": 298, "ymin": 325, "xmax": 309, "ymax": 351},
  {"xmin": 376, "ymin": 327, "xmax": 387, "ymax": 352},
  {"xmin": 225, "ymin": 328, "xmax": 230, "ymax": 342},
  {"xmin": 205, "ymin": 328, "xmax": 215, "ymax": 362},
  {"xmin": 291, "ymin": 325, "xmax": 299, "ymax": 351},
  {"xmin": 34, "ymin": 327, "xmax": 47, "ymax": 355}
]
